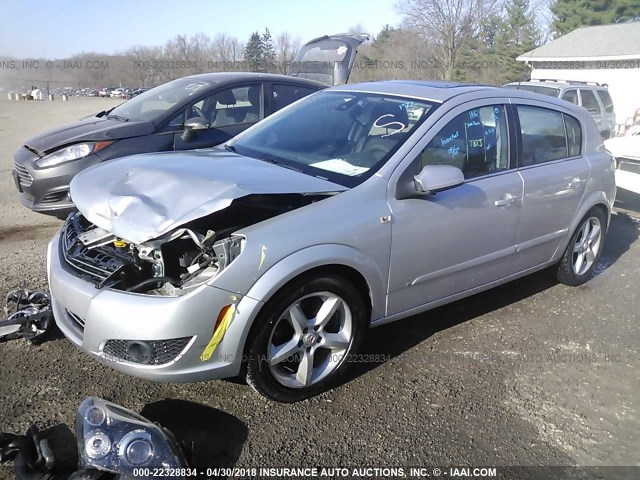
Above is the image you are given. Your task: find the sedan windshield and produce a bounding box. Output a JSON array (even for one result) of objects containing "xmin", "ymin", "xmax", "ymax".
[
  {"xmin": 229, "ymin": 91, "xmax": 438, "ymax": 187},
  {"xmin": 108, "ymin": 77, "xmax": 214, "ymax": 122}
]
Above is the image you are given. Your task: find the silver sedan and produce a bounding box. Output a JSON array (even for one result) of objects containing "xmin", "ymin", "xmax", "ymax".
[{"xmin": 48, "ymin": 81, "xmax": 616, "ymax": 402}]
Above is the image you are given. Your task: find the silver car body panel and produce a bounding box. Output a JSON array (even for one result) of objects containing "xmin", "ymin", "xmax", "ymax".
[
  {"xmin": 69, "ymin": 149, "xmax": 346, "ymax": 244},
  {"xmin": 49, "ymin": 82, "xmax": 616, "ymax": 382}
]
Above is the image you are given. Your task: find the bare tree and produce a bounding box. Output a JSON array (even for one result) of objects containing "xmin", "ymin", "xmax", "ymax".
[
  {"xmin": 397, "ymin": 0, "xmax": 498, "ymax": 80},
  {"xmin": 125, "ymin": 46, "xmax": 159, "ymax": 87},
  {"xmin": 274, "ymin": 32, "xmax": 300, "ymax": 74},
  {"xmin": 210, "ymin": 33, "xmax": 244, "ymax": 70}
]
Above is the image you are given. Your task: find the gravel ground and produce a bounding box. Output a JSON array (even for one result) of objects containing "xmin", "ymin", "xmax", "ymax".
[{"xmin": 0, "ymin": 97, "xmax": 638, "ymax": 478}]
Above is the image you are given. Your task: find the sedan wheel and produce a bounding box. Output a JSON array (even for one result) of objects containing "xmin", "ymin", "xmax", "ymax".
[
  {"xmin": 267, "ymin": 292, "xmax": 353, "ymax": 389},
  {"xmin": 557, "ymin": 208, "xmax": 606, "ymax": 286},
  {"xmin": 245, "ymin": 274, "xmax": 366, "ymax": 402},
  {"xmin": 571, "ymin": 217, "xmax": 602, "ymax": 276}
]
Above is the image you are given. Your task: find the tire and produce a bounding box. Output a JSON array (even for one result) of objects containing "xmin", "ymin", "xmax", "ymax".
[
  {"xmin": 556, "ymin": 208, "xmax": 606, "ymax": 286},
  {"xmin": 245, "ymin": 273, "xmax": 367, "ymax": 402}
]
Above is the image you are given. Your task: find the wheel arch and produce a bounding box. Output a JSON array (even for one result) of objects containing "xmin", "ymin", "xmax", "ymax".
[
  {"xmin": 237, "ymin": 244, "xmax": 385, "ymax": 362},
  {"xmin": 552, "ymin": 192, "xmax": 611, "ymax": 262}
]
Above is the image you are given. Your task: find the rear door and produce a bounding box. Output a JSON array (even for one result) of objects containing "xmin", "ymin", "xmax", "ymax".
[
  {"xmin": 290, "ymin": 34, "xmax": 369, "ymax": 86},
  {"xmin": 511, "ymin": 102, "xmax": 589, "ymax": 273}
]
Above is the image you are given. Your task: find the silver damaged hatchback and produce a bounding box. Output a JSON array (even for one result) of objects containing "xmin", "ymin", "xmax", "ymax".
[{"xmin": 48, "ymin": 81, "xmax": 616, "ymax": 402}]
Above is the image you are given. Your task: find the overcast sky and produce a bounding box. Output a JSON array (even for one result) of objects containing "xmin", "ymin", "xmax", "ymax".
[{"xmin": 0, "ymin": 0, "xmax": 402, "ymax": 58}]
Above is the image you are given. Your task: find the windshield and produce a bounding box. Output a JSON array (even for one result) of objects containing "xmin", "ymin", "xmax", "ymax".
[
  {"xmin": 504, "ymin": 84, "xmax": 560, "ymax": 98},
  {"xmin": 229, "ymin": 91, "xmax": 438, "ymax": 187},
  {"xmin": 108, "ymin": 77, "xmax": 214, "ymax": 122}
]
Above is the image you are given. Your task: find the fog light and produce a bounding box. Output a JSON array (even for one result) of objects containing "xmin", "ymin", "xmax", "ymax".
[{"xmin": 126, "ymin": 341, "xmax": 154, "ymax": 364}]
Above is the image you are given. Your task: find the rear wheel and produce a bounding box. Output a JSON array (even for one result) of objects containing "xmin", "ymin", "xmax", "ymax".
[
  {"xmin": 245, "ymin": 274, "xmax": 367, "ymax": 402},
  {"xmin": 556, "ymin": 209, "xmax": 606, "ymax": 286}
]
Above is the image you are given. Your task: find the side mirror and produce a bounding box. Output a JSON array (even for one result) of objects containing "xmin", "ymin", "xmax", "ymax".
[
  {"xmin": 181, "ymin": 117, "xmax": 209, "ymax": 142},
  {"xmin": 414, "ymin": 165, "xmax": 464, "ymax": 194}
]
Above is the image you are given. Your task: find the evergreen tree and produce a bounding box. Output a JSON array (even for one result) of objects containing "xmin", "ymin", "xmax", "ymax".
[
  {"xmin": 244, "ymin": 32, "xmax": 264, "ymax": 72},
  {"xmin": 456, "ymin": 0, "xmax": 539, "ymax": 84},
  {"xmin": 552, "ymin": 0, "xmax": 640, "ymax": 37},
  {"xmin": 497, "ymin": 0, "xmax": 539, "ymax": 82},
  {"xmin": 262, "ymin": 28, "xmax": 276, "ymax": 72}
]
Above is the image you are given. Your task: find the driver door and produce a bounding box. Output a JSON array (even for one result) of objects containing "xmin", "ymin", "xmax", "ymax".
[
  {"xmin": 386, "ymin": 102, "xmax": 523, "ymax": 316},
  {"xmin": 172, "ymin": 84, "xmax": 264, "ymax": 150}
]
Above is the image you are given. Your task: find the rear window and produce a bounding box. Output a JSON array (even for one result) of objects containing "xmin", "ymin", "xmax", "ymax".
[
  {"xmin": 596, "ymin": 90, "xmax": 614, "ymax": 114},
  {"xmin": 272, "ymin": 84, "xmax": 317, "ymax": 112},
  {"xmin": 517, "ymin": 105, "xmax": 568, "ymax": 165},
  {"xmin": 579, "ymin": 89, "xmax": 601, "ymax": 115}
]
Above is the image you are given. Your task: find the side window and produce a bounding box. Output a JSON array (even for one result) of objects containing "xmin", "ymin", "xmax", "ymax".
[
  {"xmin": 419, "ymin": 105, "xmax": 509, "ymax": 179},
  {"xmin": 193, "ymin": 84, "xmax": 264, "ymax": 128},
  {"xmin": 272, "ymin": 84, "xmax": 316, "ymax": 112},
  {"xmin": 596, "ymin": 90, "xmax": 614, "ymax": 113},
  {"xmin": 579, "ymin": 89, "xmax": 601, "ymax": 114},
  {"xmin": 564, "ymin": 114, "xmax": 582, "ymax": 157},
  {"xmin": 517, "ymin": 105, "xmax": 567, "ymax": 165},
  {"xmin": 562, "ymin": 89, "xmax": 578, "ymax": 105}
]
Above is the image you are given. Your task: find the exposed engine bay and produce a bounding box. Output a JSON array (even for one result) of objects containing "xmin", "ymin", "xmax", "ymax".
[{"xmin": 61, "ymin": 193, "xmax": 330, "ymax": 295}]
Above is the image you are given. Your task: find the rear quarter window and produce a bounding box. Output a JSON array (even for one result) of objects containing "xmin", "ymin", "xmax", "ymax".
[
  {"xmin": 596, "ymin": 90, "xmax": 614, "ymax": 114},
  {"xmin": 564, "ymin": 114, "xmax": 582, "ymax": 157}
]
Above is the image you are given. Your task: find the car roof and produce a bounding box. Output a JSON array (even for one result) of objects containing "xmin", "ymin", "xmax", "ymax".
[
  {"xmin": 331, "ymin": 80, "xmax": 495, "ymax": 102},
  {"xmin": 329, "ymin": 79, "xmax": 591, "ymax": 116},
  {"xmin": 184, "ymin": 72, "xmax": 327, "ymax": 89},
  {"xmin": 505, "ymin": 81, "xmax": 607, "ymax": 91},
  {"xmin": 331, "ymin": 79, "xmax": 577, "ymax": 102}
]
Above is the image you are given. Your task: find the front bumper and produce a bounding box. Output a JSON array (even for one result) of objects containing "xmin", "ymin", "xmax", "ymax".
[
  {"xmin": 12, "ymin": 146, "xmax": 102, "ymax": 215},
  {"xmin": 47, "ymin": 231, "xmax": 264, "ymax": 382}
]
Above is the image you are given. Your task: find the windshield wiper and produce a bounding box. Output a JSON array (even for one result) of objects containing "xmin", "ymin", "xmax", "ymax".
[
  {"xmin": 106, "ymin": 113, "xmax": 129, "ymax": 122},
  {"xmin": 223, "ymin": 144, "xmax": 236, "ymax": 153},
  {"xmin": 260, "ymin": 155, "xmax": 304, "ymax": 173},
  {"xmin": 95, "ymin": 107, "xmax": 116, "ymax": 118}
]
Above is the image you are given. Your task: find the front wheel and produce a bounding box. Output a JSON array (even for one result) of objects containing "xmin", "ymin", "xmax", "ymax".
[
  {"xmin": 556, "ymin": 209, "xmax": 606, "ymax": 286},
  {"xmin": 245, "ymin": 274, "xmax": 367, "ymax": 402}
]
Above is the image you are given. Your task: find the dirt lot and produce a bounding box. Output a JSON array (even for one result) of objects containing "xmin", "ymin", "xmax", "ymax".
[{"xmin": 0, "ymin": 97, "xmax": 638, "ymax": 478}]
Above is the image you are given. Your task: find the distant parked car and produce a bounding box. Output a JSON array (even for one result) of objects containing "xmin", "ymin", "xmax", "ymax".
[
  {"xmin": 87, "ymin": 90, "xmax": 99, "ymax": 97},
  {"xmin": 132, "ymin": 88, "xmax": 149, "ymax": 97},
  {"xmin": 109, "ymin": 88, "xmax": 126, "ymax": 98},
  {"xmin": 49, "ymin": 81, "xmax": 616, "ymax": 402},
  {"xmin": 11, "ymin": 34, "xmax": 368, "ymax": 218},
  {"xmin": 504, "ymin": 79, "xmax": 616, "ymax": 139},
  {"xmin": 99, "ymin": 87, "xmax": 116, "ymax": 97}
]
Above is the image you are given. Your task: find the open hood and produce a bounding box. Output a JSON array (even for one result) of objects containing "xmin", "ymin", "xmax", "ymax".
[
  {"xmin": 290, "ymin": 33, "xmax": 369, "ymax": 86},
  {"xmin": 69, "ymin": 148, "xmax": 346, "ymax": 244}
]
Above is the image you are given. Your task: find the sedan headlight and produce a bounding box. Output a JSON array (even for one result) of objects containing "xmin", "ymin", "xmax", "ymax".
[
  {"xmin": 37, "ymin": 141, "xmax": 112, "ymax": 168},
  {"xmin": 76, "ymin": 397, "xmax": 186, "ymax": 473}
]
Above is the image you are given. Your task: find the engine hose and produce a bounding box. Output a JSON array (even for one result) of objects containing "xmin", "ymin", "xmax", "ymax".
[{"xmin": 126, "ymin": 277, "xmax": 181, "ymax": 293}]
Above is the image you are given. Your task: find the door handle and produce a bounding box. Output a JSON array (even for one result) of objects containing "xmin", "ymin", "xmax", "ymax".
[
  {"xmin": 567, "ymin": 177, "xmax": 583, "ymax": 189},
  {"xmin": 494, "ymin": 193, "xmax": 517, "ymax": 207}
]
